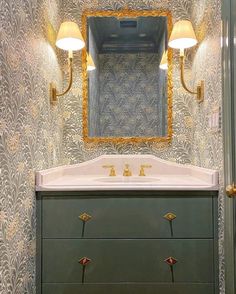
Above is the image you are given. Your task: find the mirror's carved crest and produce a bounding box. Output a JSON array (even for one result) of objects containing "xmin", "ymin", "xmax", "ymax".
[{"xmin": 82, "ymin": 9, "xmax": 173, "ymax": 144}]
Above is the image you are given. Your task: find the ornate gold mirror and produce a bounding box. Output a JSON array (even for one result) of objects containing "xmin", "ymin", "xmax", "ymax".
[{"xmin": 82, "ymin": 10, "xmax": 173, "ymax": 143}]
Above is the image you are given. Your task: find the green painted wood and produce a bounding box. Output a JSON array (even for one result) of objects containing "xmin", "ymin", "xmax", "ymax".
[
  {"xmin": 42, "ymin": 239, "xmax": 214, "ymax": 283},
  {"xmin": 213, "ymin": 196, "xmax": 219, "ymax": 294},
  {"xmin": 42, "ymin": 196, "xmax": 213, "ymax": 238},
  {"xmin": 36, "ymin": 194, "xmax": 42, "ymax": 294},
  {"xmin": 42, "ymin": 283, "xmax": 214, "ymax": 294}
]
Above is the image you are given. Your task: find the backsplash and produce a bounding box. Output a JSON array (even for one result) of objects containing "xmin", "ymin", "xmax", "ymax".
[{"xmin": 0, "ymin": 0, "xmax": 63, "ymax": 293}]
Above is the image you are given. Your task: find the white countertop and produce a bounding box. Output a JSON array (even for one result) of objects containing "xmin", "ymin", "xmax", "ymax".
[{"xmin": 36, "ymin": 155, "xmax": 219, "ymax": 191}]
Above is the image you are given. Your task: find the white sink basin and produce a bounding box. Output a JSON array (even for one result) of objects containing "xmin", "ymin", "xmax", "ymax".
[
  {"xmin": 95, "ymin": 176, "xmax": 160, "ymax": 183},
  {"xmin": 36, "ymin": 155, "xmax": 219, "ymax": 191}
]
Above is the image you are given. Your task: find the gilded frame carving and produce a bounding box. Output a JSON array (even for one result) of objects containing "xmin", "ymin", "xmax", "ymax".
[{"xmin": 82, "ymin": 9, "xmax": 173, "ymax": 144}]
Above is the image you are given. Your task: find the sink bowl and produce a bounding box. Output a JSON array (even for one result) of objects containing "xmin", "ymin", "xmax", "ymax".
[{"xmin": 95, "ymin": 176, "xmax": 159, "ymax": 183}]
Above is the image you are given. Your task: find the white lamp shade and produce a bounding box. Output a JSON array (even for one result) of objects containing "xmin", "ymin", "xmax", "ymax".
[
  {"xmin": 159, "ymin": 51, "xmax": 168, "ymax": 70},
  {"xmin": 87, "ymin": 53, "xmax": 96, "ymax": 71},
  {"xmin": 168, "ymin": 20, "xmax": 198, "ymax": 49},
  {"xmin": 56, "ymin": 21, "xmax": 85, "ymax": 51}
]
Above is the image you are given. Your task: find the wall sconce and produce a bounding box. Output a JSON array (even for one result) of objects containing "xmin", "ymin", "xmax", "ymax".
[
  {"xmin": 168, "ymin": 20, "xmax": 204, "ymax": 103},
  {"xmin": 87, "ymin": 53, "xmax": 96, "ymax": 71},
  {"xmin": 50, "ymin": 21, "xmax": 85, "ymax": 105},
  {"xmin": 159, "ymin": 51, "xmax": 168, "ymax": 70}
]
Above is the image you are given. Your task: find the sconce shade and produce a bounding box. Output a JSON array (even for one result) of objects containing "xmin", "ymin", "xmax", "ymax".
[
  {"xmin": 56, "ymin": 21, "xmax": 85, "ymax": 51},
  {"xmin": 168, "ymin": 20, "xmax": 197, "ymax": 49},
  {"xmin": 87, "ymin": 53, "xmax": 96, "ymax": 71},
  {"xmin": 159, "ymin": 51, "xmax": 168, "ymax": 70}
]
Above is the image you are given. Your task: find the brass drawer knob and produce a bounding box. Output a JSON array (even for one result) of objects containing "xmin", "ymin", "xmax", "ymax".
[
  {"xmin": 79, "ymin": 213, "xmax": 92, "ymax": 222},
  {"xmin": 79, "ymin": 257, "xmax": 91, "ymax": 284},
  {"xmin": 164, "ymin": 212, "xmax": 176, "ymax": 221},
  {"xmin": 165, "ymin": 256, "xmax": 178, "ymax": 266},
  {"xmin": 165, "ymin": 256, "xmax": 178, "ymax": 283},
  {"xmin": 79, "ymin": 257, "xmax": 91, "ymax": 266}
]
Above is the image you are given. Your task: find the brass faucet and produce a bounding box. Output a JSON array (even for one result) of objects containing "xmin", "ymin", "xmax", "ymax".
[
  {"xmin": 103, "ymin": 165, "xmax": 116, "ymax": 176},
  {"xmin": 123, "ymin": 164, "xmax": 132, "ymax": 177},
  {"xmin": 139, "ymin": 164, "xmax": 152, "ymax": 176}
]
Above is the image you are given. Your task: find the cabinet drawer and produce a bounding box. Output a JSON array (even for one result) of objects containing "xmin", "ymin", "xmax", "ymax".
[
  {"xmin": 42, "ymin": 239, "xmax": 214, "ymax": 283},
  {"xmin": 42, "ymin": 283, "xmax": 214, "ymax": 294},
  {"xmin": 42, "ymin": 196, "xmax": 213, "ymax": 238}
]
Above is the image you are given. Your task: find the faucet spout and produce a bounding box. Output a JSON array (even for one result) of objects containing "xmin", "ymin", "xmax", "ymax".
[{"xmin": 123, "ymin": 164, "xmax": 132, "ymax": 177}]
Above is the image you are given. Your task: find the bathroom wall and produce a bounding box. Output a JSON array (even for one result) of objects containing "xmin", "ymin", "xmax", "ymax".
[
  {"xmin": 0, "ymin": 0, "xmax": 64, "ymax": 293},
  {"xmin": 62, "ymin": 0, "xmax": 223, "ymax": 291},
  {"xmin": 62, "ymin": 0, "xmax": 222, "ymax": 168},
  {"xmin": 0, "ymin": 0, "xmax": 223, "ymax": 293}
]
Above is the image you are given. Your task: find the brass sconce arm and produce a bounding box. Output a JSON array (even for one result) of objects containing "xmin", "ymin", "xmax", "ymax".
[
  {"xmin": 50, "ymin": 51, "xmax": 73, "ymax": 105},
  {"xmin": 179, "ymin": 53, "xmax": 204, "ymax": 103}
]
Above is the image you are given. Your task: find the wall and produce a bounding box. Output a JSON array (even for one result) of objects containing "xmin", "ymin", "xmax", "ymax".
[
  {"xmin": 0, "ymin": 0, "xmax": 64, "ymax": 293},
  {"xmin": 0, "ymin": 0, "xmax": 223, "ymax": 293},
  {"xmin": 63, "ymin": 0, "xmax": 223, "ymax": 292}
]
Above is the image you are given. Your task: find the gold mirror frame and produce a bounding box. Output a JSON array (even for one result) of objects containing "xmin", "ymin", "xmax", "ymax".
[{"xmin": 82, "ymin": 9, "xmax": 173, "ymax": 144}]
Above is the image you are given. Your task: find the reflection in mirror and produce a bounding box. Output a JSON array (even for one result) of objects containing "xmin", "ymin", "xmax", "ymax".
[{"xmin": 82, "ymin": 11, "xmax": 172, "ymax": 143}]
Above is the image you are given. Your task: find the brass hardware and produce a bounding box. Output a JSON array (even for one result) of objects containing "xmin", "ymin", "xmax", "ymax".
[
  {"xmin": 82, "ymin": 9, "xmax": 173, "ymax": 144},
  {"xmin": 79, "ymin": 257, "xmax": 91, "ymax": 266},
  {"xmin": 123, "ymin": 164, "xmax": 132, "ymax": 177},
  {"xmin": 226, "ymin": 183, "xmax": 236, "ymax": 197},
  {"xmin": 103, "ymin": 165, "xmax": 116, "ymax": 176},
  {"xmin": 79, "ymin": 213, "xmax": 92, "ymax": 222},
  {"xmin": 139, "ymin": 164, "xmax": 152, "ymax": 176},
  {"xmin": 50, "ymin": 51, "xmax": 73, "ymax": 105},
  {"xmin": 165, "ymin": 256, "xmax": 178, "ymax": 266},
  {"xmin": 164, "ymin": 212, "xmax": 176, "ymax": 221},
  {"xmin": 180, "ymin": 54, "xmax": 204, "ymax": 103}
]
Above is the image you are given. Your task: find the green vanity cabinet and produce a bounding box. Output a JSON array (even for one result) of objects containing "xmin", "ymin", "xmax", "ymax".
[{"xmin": 36, "ymin": 190, "xmax": 218, "ymax": 294}]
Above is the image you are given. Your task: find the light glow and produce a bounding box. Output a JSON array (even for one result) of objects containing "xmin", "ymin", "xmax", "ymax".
[{"xmin": 159, "ymin": 51, "xmax": 168, "ymax": 70}]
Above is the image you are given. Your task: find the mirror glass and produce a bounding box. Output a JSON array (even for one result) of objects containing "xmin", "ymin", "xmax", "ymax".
[{"xmin": 82, "ymin": 10, "xmax": 172, "ymax": 143}]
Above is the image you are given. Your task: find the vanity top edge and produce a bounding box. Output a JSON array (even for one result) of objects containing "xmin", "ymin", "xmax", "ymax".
[{"xmin": 36, "ymin": 184, "xmax": 219, "ymax": 192}]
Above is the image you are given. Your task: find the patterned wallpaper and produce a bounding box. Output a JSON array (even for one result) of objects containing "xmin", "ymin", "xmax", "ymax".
[
  {"xmin": 97, "ymin": 53, "xmax": 166, "ymax": 137},
  {"xmin": 0, "ymin": 0, "xmax": 223, "ymax": 293},
  {"xmin": 0, "ymin": 0, "xmax": 63, "ymax": 293},
  {"xmin": 62, "ymin": 0, "xmax": 221, "ymax": 167}
]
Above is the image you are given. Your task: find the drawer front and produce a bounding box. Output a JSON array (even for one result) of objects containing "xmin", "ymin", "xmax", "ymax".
[
  {"xmin": 42, "ymin": 196, "xmax": 213, "ymax": 238},
  {"xmin": 42, "ymin": 283, "xmax": 214, "ymax": 294},
  {"xmin": 42, "ymin": 239, "xmax": 214, "ymax": 283}
]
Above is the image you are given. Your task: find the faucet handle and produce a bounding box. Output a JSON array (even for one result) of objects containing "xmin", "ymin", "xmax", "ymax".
[
  {"xmin": 139, "ymin": 164, "xmax": 152, "ymax": 176},
  {"xmin": 103, "ymin": 165, "xmax": 116, "ymax": 176}
]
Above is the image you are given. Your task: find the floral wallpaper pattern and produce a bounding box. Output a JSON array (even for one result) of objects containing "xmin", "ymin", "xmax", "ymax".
[
  {"xmin": 0, "ymin": 0, "xmax": 63, "ymax": 293},
  {"xmin": 97, "ymin": 53, "xmax": 167, "ymax": 137},
  {"xmin": 0, "ymin": 0, "xmax": 223, "ymax": 293}
]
